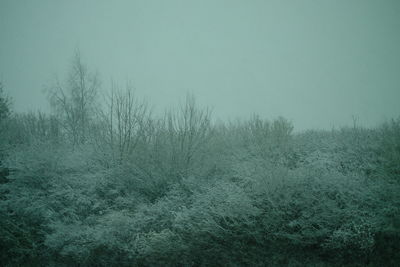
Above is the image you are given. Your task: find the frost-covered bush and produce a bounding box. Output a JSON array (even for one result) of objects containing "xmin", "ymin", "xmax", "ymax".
[
  {"xmin": 0, "ymin": 94, "xmax": 399, "ymax": 266},
  {"xmin": 291, "ymin": 126, "xmax": 384, "ymax": 179},
  {"xmin": 229, "ymin": 154, "xmax": 384, "ymax": 260},
  {"xmin": 377, "ymin": 118, "xmax": 400, "ymax": 178},
  {"xmin": 227, "ymin": 116, "xmax": 294, "ymax": 167}
]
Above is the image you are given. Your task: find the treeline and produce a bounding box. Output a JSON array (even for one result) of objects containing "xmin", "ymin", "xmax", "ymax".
[{"xmin": 0, "ymin": 54, "xmax": 399, "ymax": 266}]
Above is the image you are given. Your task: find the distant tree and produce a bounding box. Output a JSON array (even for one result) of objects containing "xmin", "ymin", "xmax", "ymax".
[
  {"xmin": 13, "ymin": 112, "xmax": 61, "ymax": 144},
  {"xmin": 0, "ymin": 82, "xmax": 11, "ymax": 122},
  {"xmin": 0, "ymin": 82, "xmax": 12, "ymax": 154},
  {"xmin": 47, "ymin": 51, "xmax": 100, "ymax": 145}
]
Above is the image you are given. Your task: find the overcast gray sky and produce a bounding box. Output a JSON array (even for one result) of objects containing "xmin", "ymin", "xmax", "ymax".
[{"xmin": 1, "ymin": 0, "xmax": 399, "ymax": 130}]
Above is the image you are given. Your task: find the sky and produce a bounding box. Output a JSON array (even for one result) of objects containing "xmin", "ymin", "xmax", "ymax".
[{"xmin": 0, "ymin": 0, "xmax": 399, "ymax": 131}]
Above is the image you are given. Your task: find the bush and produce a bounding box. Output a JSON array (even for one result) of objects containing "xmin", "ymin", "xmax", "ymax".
[{"xmin": 1, "ymin": 88, "xmax": 399, "ymax": 265}]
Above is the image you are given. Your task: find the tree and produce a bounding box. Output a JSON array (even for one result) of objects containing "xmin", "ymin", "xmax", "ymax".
[
  {"xmin": 163, "ymin": 94, "xmax": 213, "ymax": 178},
  {"xmin": 48, "ymin": 51, "xmax": 99, "ymax": 145},
  {"xmin": 0, "ymin": 82, "xmax": 11, "ymax": 122},
  {"xmin": 0, "ymin": 82, "xmax": 11, "ymax": 182},
  {"xmin": 98, "ymin": 83, "xmax": 152, "ymax": 164},
  {"xmin": 0, "ymin": 82, "xmax": 12, "ymax": 151}
]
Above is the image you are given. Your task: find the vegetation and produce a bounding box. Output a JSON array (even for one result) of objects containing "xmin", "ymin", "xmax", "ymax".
[{"xmin": 0, "ymin": 56, "xmax": 399, "ymax": 266}]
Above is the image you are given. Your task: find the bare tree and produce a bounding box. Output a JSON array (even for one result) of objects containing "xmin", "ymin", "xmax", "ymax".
[
  {"xmin": 98, "ymin": 83, "xmax": 151, "ymax": 164},
  {"xmin": 163, "ymin": 94, "xmax": 213, "ymax": 178},
  {"xmin": 16, "ymin": 112, "xmax": 61, "ymax": 144},
  {"xmin": 47, "ymin": 51, "xmax": 100, "ymax": 145}
]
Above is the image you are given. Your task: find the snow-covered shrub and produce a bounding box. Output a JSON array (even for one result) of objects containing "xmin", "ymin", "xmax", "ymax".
[
  {"xmin": 377, "ymin": 118, "xmax": 400, "ymax": 178},
  {"xmin": 0, "ymin": 88, "xmax": 398, "ymax": 266},
  {"xmin": 230, "ymin": 152, "xmax": 386, "ymax": 263}
]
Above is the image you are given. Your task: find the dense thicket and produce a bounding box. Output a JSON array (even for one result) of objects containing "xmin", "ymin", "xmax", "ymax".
[{"xmin": 0, "ymin": 58, "xmax": 399, "ymax": 266}]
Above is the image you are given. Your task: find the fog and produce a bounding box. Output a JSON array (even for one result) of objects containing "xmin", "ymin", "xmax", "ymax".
[
  {"xmin": 2, "ymin": 2, "xmax": 400, "ymax": 266},
  {"xmin": 1, "ymin": 0, "xmax": 399, "ymax": 130}
]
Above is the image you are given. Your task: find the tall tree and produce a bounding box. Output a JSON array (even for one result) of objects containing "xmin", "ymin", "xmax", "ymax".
[{"xmin": 48, "ymin": 51, "xmax": 100, "ymax": 145}]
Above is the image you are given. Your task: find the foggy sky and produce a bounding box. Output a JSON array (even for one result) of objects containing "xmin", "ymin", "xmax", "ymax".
[{"xmin": 1, "ymin": 0, "xmax": 399, "ymax": 130}]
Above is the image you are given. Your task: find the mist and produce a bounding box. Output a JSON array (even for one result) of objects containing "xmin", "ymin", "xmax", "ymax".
[
  {"xmin": 1, "ymin": 1, "xmax": 400, "ymax": 266},
  {"xmin": 1, "ymin": 0, "xmax": 399, "ymax": 130}
]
